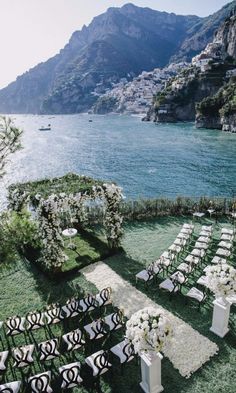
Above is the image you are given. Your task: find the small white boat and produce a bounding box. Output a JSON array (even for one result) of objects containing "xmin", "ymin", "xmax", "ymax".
[{"xmin": 39, "ymin": 124, "xmax": 51, "ymax": 131}]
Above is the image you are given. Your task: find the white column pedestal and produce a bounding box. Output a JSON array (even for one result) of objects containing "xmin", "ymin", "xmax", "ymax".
[
  {"xmin": 210, "ymin": 298, "xmax": 230, "ymax": 338},
  {"xmin": 140, "ymin": 352, "xmax": 164, "ymax": 393}
]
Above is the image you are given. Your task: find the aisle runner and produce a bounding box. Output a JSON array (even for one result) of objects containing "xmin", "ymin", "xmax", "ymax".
[{"xmin": 82, "ymin": 262, "xmax": 218, "ymax": 378}]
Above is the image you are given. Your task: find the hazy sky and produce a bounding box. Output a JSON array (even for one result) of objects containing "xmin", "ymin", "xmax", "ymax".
[{"xmin": 0, "ymin": 0, "xmax": 231, "ymax": 88}]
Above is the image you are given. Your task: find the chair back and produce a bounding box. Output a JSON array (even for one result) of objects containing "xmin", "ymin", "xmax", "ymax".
[
  {"xmin": 98, "ymin": 287, "xmax": 112, "ymax": 306},
  {"xmin": 61, "ymin": 364, "xmax": 81, "ymax": 388},
  {"xmin": 29, "ymin": 373, "xmax": 51, "ymax": 393},
  {"xmin": 94, "ymin": 351, "xmax": 110, "ymax": 376},
  {"xmin": 122, "ymin": 342, "xmax": 135, "ymax": 362}
]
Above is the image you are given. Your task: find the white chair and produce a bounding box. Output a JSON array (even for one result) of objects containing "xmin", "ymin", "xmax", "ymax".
[
  {"xmin": 170, "ymin": 271, "xmax": 188, "ymax": 287},
  {"xmin": 104, "ymin": 311, "xmax": 124, "ymax": 332},
  {"xmin": 79, "ymin": 294, "xmax": 98, "ymax": 313},
  {"xmin": 191, "ymin": 248, "xmax": 205, "ymax": 259},
  {"xmin": 159, "ymin": 278, "xmax": 179, "ymax": 294},
  {"xmin": 0, "ymin": 351, "xmax": 9, "ymax": 372},
  {"xmin": 26, "ymin": 311, "xmax": 45, "ymax": 331},
  {"xmin": 216, "ymin": 248, "xmax": 231, "ymax": 258},
  {"xmin": 183, "ymin": 223, "xmax": 194, "ymax": 230},
  {"xmin": 135, "ymin": 265, "xmax": 155, "ymax": 285},
  {"xmin": 221, "ymin": 233, "xmax": 233, "ymax": 242},
  {"xmin": 177, "ymin": 232, "xmax": 190, "ymax": 241},
  {"xmin": 84, "ymin": 319, "xmax": 107, "ymax": 340},
  {"xmin": 197, "ymin": 236, "xmax": 210, "ymax": 244},
  {"xmin": 218, "ymin": 241, "xmax": 232, "ymax": 250},
  {"xmin": 110, "ymin": 339, "xmax": 135, "ymax": 364},
  {"xmin": 28, "ymin": 371, "xmax": 52, "ymax": 393},
  {"xmin": 44, "ymin": 304, "xmax": 64, "ymax": 325},
  {"xmin": 199, "ymin": 230, "xmax": 211, "ymax": 237},
  {"xmin": 168, "ymin": 244, "xmax": 182, "ymax": 254},
  {"xmin": 194, "ymin": 241, "xmax": 208, "ymax": 250},
  {"xmin": 211, "ymin": 256, "xmax": 227, "ymax": 264},
  {"xmin": 174, "ymin": 238, "xmax": 187, "ymax": 247},
  {"xmin": 12, "ymin": 344, "xmax": 34, "ymax": 368},
  {"xmin": 221, "ymin": 228, "xmax": 234, "ymax": 236},
  {"xmin": 38, "ymin": 338, "xmax": 60, "ymax": 361},
  {"xmin": 186, "ymin": 287, "xmax": 206, "ymax": 309},
  {"xmin": 61, "ymin": 298, "xmax": 81, "ymax": 318},
  {"xmin": 59, "ymin": 361, "xmax": 83, "ymax": 389},
  {"xmin": 5, "ymin": 316, "xmax": 25, "ymax": 336},
  {"xmin": 0, "ymin": 381, "xmax": 21, "ymax": 393},
  {"xmin": 62, "ymin": 328, "xmax": 85, "ymax": 352},
  {"xmin": 201, "ymin": 225, "xmax": 213, "ymax": 233},
  {"xmin": 85, "ymin": 350, "xmax": 112, "ymax": 377},
  {"xmin": 177, "ymin": 262, "xmax": 193, "ymax": 274},
  {"xmin": 185, "ymin": 255, "xmax": 200, "ymax": 266}
]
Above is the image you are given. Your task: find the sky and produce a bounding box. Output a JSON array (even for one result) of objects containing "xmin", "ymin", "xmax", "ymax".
[{"xmin": 0, "ymin": 0, "xmax": 232, "ymax": 88}]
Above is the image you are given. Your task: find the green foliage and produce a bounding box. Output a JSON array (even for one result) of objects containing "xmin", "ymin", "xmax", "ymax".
[
  {"xmin": 0, "ymin": 210, "xmax": 40, "ymax": 265},
  {"xmin": 197, "ymin": 81, "xmax": 236, "ymax": 117},
  {"xmin": 8, "ymin": 173, "xmax": 107, "ymax": 207},
  {"xmin": 0, "ymin": 116, "xmax": 22, "ymax": 178}
]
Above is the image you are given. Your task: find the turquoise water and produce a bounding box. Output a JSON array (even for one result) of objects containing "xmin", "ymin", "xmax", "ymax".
[{"xmin": 3, "ymin": 114, "xmax": 236, "ymax": 199}]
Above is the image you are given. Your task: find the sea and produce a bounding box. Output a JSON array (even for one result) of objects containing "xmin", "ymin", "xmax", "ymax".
[{"xmin": 2, "ymin": 113, "xmax": 236, "ymax": 201}]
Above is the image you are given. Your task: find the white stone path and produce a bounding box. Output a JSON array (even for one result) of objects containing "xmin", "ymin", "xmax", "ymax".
[{"xmin": 82, "ymin": 261, "xmax": 218, "ymax": 379}]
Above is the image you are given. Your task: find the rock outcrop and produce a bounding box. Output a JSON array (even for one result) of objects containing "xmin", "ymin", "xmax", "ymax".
[
  {"xmin": 147, "ymin": 10, "xmax": 236, "ymax": 127},
  {"xmin": 196, "ymin": 14, "xmax": 236, "ymax": 131}
]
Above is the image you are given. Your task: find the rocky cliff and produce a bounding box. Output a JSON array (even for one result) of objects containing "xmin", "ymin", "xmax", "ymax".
[
  {"xmin": 146, "ymin": 10, "xmax": 236, "ymax": 125},
  {"xmin": 0, "ymin": 2, "xmax": 234, "ymax": 114},
  {"xmin": 196, "ymin": 14, "xmax": 236, "ymax": 131}
]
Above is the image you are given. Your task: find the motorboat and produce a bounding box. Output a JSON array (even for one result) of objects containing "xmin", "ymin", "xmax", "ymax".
[{"xmin": 39, "ymin": 124, "xmax": 51, "ymax": 131}]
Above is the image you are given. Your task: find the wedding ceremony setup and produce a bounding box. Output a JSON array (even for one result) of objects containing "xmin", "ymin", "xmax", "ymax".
[
  {"xmin": 0, "ymin": 164, "xmax": 236, "ymax": 393},
  {"xmin": 1, "ymin": 0, "xmax": 236, "ymax": 391}
]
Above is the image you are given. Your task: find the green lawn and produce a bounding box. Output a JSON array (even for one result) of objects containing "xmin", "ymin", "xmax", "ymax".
[
  {"xmin": 62, "ymin": 228, "xmax": 110, "ymax": 272},
  {"xmin": 0, "ymin": 215, "xmax": 236, "ymax": 392}
]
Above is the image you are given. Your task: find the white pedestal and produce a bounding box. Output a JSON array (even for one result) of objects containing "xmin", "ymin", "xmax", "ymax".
[
  {"xmin": 210, "ymin": 298, "xmax": 230, "ymax": 338},
  {"xmin": 140, "ymin": 352, "xmax": 164, "ymax": 393}
]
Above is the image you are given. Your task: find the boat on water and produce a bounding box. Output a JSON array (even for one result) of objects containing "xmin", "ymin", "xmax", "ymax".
[{"xmin": 39, "ymin": 124, "xmax": 51, "ymax": 131}]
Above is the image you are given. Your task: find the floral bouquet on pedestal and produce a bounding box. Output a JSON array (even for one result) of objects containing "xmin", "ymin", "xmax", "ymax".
[
  {"xmin": 125, "ymin": 307, "xmax": 172, "ymax": 357},
  {"xmin": 205, "ymin": 264, "xmax": 236, "ymax": 304}
]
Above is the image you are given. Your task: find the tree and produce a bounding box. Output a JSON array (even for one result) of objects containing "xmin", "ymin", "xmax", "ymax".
[{"xmin": 0, "ymin": 116, "xmax": 22, "ymax": 178}]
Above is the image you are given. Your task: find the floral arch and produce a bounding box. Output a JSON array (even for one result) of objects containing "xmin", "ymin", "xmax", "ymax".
[{"xmin": 8, "ymin": 174, "xmax": 124, "ymax": 272}]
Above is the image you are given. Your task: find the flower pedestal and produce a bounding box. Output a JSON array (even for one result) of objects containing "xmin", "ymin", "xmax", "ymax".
[
  {"xmin": 140, "ymin": 352, "xmax": 164, "ymax": 393},
  {"xmin": 210, "ymin": 298, "xmax": 230, "ymax": 338}
]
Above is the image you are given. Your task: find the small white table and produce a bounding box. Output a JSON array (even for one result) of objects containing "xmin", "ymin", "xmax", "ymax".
[
  {"xmin": 207, "ymin": 209, "xmax": 215, "ymax": 217},
  {"xmin": 62, "ymin": 228, "xmax": 77, "ymax": 246}
]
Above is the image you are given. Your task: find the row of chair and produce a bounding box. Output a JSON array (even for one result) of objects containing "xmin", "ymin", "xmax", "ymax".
[
  {"xmin": 0, "ymin": 339, "xmax": 135, "ymax": 392},
  {"xmin": 0, "ymin": 288, "xmax": 112, "ymax": 341},
  {"xmin": 135, "ymin": 223, "xmax": 195, "ymax": 286},
  {"xmin": 0, "ymin": 309, "xmax": 124, "ymax": 373}
]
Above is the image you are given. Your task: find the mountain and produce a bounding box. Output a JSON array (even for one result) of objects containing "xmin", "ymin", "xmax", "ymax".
[
  {"xmin": 171, "ymin": 0, "xmax": 236, "ymax": 62},
  {"xmin": 0, "ymin": 2, "xmax": 235, "ymax": 114},
  {"xmin": 145, "ymin": 8, "xmax": 236, "ymax": 127}
]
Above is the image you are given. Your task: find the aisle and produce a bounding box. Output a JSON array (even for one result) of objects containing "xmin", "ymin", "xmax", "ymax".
[{"xmin": 82, "ymin": 261, "xmax": 218, "ymax": 379}]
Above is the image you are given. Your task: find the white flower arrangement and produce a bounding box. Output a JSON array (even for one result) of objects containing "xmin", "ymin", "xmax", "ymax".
[
  {"xmin": 205, "ymin": 263, "xmax": 236, "ymax": 298},
  {"xmin": 126, "ymin": 307, "xmax": 172, "ymax": 355}
]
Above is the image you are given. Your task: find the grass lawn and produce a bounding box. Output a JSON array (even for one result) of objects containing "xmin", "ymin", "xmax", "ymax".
[
  {"xmin": 0, "ymin": 215, "xmax": 236, "ymax": 392},
  {"xmin": 62, "ymin": 228, "xmax": 110, "ymax": 272}
]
